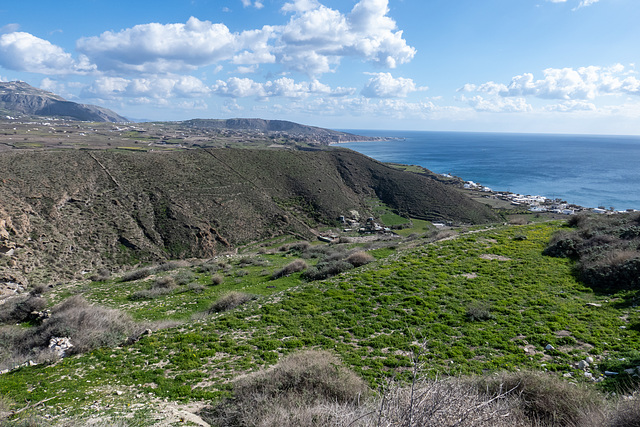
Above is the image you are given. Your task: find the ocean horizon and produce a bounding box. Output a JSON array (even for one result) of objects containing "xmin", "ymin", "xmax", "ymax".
[{"xmin": 339, "ymin": 130, "xmax": 640, "ymax": 211}]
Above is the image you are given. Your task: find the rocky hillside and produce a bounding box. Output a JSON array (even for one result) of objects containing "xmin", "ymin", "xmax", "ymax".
[
  {"xmin": 0, "ymin": 81, "xmax": 127, "ymax": 123},
  {"xmin": 182, "ymin": 118, "xmax": 383, "ymax": 144},
  {"xmin": 0, "ymin": 148, "xmax": 497, "ymax": 288}
]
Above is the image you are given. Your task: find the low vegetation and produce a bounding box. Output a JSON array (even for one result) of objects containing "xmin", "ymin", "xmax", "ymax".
[
  {"xmin": 3, "ymin": 221, "xmax": 640, "ymax": 425},
  {"xmin": 545, "ymin": 212, "xmax": 640, "ymax": 290}
]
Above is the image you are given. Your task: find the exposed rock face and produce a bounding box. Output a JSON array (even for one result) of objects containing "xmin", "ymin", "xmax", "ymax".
[{"xmin": 0, "ymin": 81, "xmax": 127, "ymax": 122}]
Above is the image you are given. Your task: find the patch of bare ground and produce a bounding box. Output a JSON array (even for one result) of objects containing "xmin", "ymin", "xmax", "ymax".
[{"xmin": 479, "ymin": 254, "xmax": 512, "ymax": 261}]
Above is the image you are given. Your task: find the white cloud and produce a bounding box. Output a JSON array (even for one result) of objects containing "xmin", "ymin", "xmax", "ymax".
[
  {"xmin": 70, "ymin": 1, "xmax": 414, "ymax": 78},
  {"xmin": 82, "ymin": 75, "xmax": 211, "ymax": 99},
  {"xmin": 0, "ymin": 32, "xmax": 95, "ymax": 74},
  {"xmin": 575, "ymin": 0, "xmax": 600, "ymax": 9},
  {"xmin": 76, "ymin": 17, "xmax": 239, "ymax": 73},
  {"xmin": 241, "ymin": 0, "xmax": 264, "ymax": 9},
  {"xmin": 461, "ymin": 95, "xmax": 532, "ymax": 113},
  {"xmin": 0, "ymin": 24, "xmax": 20, "ymax": 34},
  {"xmin": 212, "ymin": 76, "xmax": 355, "ymax": 99},
  {"xmin": 361, "ymin": 72, "xmax": 425, "ymax": 98},
  {"xmin": 545, "ymin": 100, "xmax": 597, "ymax": 112},
  {"xmin": 212, "ymin": 77, "xmax": 268, "ymax": 98},
  {"xmin": 277, "ymin": 0, "xmax": 416, "ymax": 75},
  {"xmin": 463, "ymin": 64, "xmax": 640, "ymax": 101}
]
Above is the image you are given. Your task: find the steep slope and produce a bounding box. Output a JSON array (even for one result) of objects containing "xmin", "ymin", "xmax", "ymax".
[
  {"xmin": 0, "ymin": 81, "xmax": 127, "ymax": 122},
  {"xmin": 0, "ymin": 148, "xmax": 498, "ymax": 286}
]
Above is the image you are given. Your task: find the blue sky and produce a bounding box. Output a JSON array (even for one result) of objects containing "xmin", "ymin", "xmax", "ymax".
[{"xmin": 1, "ymin": 0, "xmax": 639, "ymax": 134}]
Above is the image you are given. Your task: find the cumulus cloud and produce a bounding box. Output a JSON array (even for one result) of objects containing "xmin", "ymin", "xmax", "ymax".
[
  {"xmin": 65, "ymin": 1, "xmax": 415, "ymax": 78},
  {"xmin": 361, "ymin": 72, "xmax": 426, "ymax": 98},
  {"xmin": 277, "ymin": 0, "xmax": 416, "ymax": 75},
  {"xmin": 82, "ymin": 75, "xmax": 211, "ymax": 99},
  {"xmin": 461, "ymin": 64, "xmax": 639, "ymax": 101},
  {"xmin": 211, "ymin": 76, "xmax": 355, "ymax": 98},
  {"xmin": 76, "ymin": 17, "xmax": 239, "ymax": 73},
  {"xmin": 0, "ymin": 32, "xmax": 95, "ymax": 74}
]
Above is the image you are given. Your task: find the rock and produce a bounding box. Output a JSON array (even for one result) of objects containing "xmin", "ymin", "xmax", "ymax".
[
  {"xmin": 48, "ymin": 337, "xmax": 73, "ymax": 357},
  {"xmin": 586, "ymin": 303, "xmax": 602, "ymax": 307},
  {"xmin": 563, "ymin": 372, "xmax": 573, "ymax": 378},
  {"xmin": 625, "ymin": 368, "xmax": 636, "ymax": 375},
  {"xmin": 545, "ymin": 344, "xmax": 555, "ymax": 351},
  {"xmin": 577, "ymin": 360, "xmax": 590, "ymax": 370},
  {"xmin": 586, "ymin": 356, "xmax": 594, "ymax": 364},
  {"xmin": 584, "ymin": 372, "xmax": 593, "ymax": 379},
  {"xmin": 605, "ymin": 371, "xmax": 619, "ymax": 376}
]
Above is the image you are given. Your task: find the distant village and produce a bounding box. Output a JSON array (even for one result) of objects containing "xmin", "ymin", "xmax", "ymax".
[{"xmin": 462, "ymin": 180, "xmax": 637, "ymax": 215}]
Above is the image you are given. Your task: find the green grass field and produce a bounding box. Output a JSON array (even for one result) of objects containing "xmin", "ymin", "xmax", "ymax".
[{"xmin": 2, "ymin": 221, "xmax": 640, "ymax": 424}]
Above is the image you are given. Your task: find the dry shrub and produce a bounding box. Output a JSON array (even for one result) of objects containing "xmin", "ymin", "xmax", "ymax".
[
  {"xmin": 346, "ymin": 251, "xmax": 374, "ymax": 267},
  {"xmin": 208, "ymin": 292, "xmax": 256, "ymax": 314},
  {"xmin": 173, "ymin": 270, "xmax": 195, "ymax": 286},
  {"xmin": 120, "ymin": 267, "xmax": 154, "ymax": 282},
  {"xmin": 89, "ymin": 268, "xmax": 111, "ymax": 282},
  {"xmin": 367, "ymin": 377, "xmax": 523, "ymax": 427},
  {"xmin": 211, "ymin": 274, "xmax": 224, "ymax": 285},
  {"xmin": 1, "ymin": 296, "xmax": 142, "ymax": 370},
  {"xmin": 610, "ymin": 394, "xmax": 640, "ymax": 427},
  {"xmin": 475, "ymin": 371, "xmax": 606, "ymax": 427},
  {"xmin": 188, "ymin": 283, "xmax": 205, "ymax": 294},
  {"xmin": 155, "ymin": 260, "xmax": 191, "ymax": 272},
  {"xmin": 0, "ymin": 295, "xmax": 47, "ymax": 324},
  {"xmin": 271, "ymin": 259, "xmax": 308, "ymax": 279},
  {"xmin": 203, "ymin": 350, "xmax": 370, "ymax": 427},
  {"xmin": 302, "ymin": 260, "xmax": 353, "ymax": 281}
]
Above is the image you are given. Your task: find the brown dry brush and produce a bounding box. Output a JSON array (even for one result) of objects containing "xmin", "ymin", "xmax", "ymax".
[
  {"xmin": 199, "ymin": 349, "xmax": 640, "ymax": 427},
  {"xmin": 0, "ymin": 296, "xmax": 145, "ymax": 370}
]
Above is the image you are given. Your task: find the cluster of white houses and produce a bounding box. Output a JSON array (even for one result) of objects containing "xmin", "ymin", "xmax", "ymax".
[{"xmin": 464, "ymin": 180, "xmax": 636, "ymax": 215}]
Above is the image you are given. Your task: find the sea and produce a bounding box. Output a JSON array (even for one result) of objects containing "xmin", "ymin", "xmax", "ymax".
[{"xmin": 339, "ymin": 130, "xmax": 640, "ymax": 211}]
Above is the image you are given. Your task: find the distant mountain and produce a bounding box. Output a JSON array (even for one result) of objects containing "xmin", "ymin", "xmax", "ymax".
[
  {"xmin": 181, "ymin": 118, "xmax": 383, "ymax": 144},
  {"xmin": 0, "ymin": 81, "xmax": 127, "ymax": 123}
]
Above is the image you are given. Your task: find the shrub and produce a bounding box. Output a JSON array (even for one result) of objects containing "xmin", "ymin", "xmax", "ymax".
[
  {"xmin": 121, "ymin": 267, "xmax": 154, "ymax": 282},
  {"xmin": 466, "ymin": 301, "xmax": 494, "ymax": 321},
  {"xmin": 202, "ymin": 350, "xmax": 370, "ymax": 426},
  {"xmin": 208, "ymin": 292, "xmax": 257, "ymax": 314},
  {"xmin": 475, "ymin": 371, "xmax": 605, "ymax": 427},
  {"xmin": 0, "ymin": 295, "xmax": 47, "ymax": 324},
  {"xmin": 156, "ymin": 260, "xmax": 191, "ymax": 272},
  {"xmin": 211, "ymin": 274, "xmax": 224, "ymax": 285},
  {"xmin": 302, "ymin": 260, "xmax": 353, "ymax": 281},
  {"xmin": 271, "ymin": 259, "xmax": 308, "ymax": 279},
  {"xmin": 173, "ymin": 270, "xmax": 195, "ymax": 286},
  {"xmin": 346, "ymin": 251, "xmax": 374, "ymax": 267},
  {"xmin": 188, "ymin": 283, "xmax": 205, "ymax": 294},
  {"xmin": 1, "ymin": 296, "xmax": 142, "ymax": 369},
  {"xmin": 89, "ymin": 268, "xmax": 111, "ymax": 282},
  {"xmin": 153, "ymin": 276, "xmax": 176, "ymax": 289},
  {"xmin": 610, "ymin": 394, "xmax": 640, "ymax": 427}
]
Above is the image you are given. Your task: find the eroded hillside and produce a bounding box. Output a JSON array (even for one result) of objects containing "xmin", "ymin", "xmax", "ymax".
[{"xmin": 0, "ymin": 148, "xmax": 497, "ymax": 287}]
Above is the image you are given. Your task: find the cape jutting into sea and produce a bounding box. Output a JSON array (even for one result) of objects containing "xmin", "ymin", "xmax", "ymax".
[{"xmin": 340, "ymin": 130, "xmax": 640, "ymax": 211}]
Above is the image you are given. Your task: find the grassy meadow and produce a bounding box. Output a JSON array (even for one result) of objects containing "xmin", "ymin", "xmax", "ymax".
[{"xmin": 2, "ymin": 221, "xmax": 640, "ymax": 424}]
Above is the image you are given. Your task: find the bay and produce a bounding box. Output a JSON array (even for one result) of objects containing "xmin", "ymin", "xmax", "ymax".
[{"xmin": 340, "ymin": 130, "xmax": 640, "ymax": 211}]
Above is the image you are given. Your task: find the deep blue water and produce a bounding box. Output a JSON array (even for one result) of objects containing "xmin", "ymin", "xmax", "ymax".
[{"xmin": 340, "ymin": 130, "xmax": 640, "ymax": 211}]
